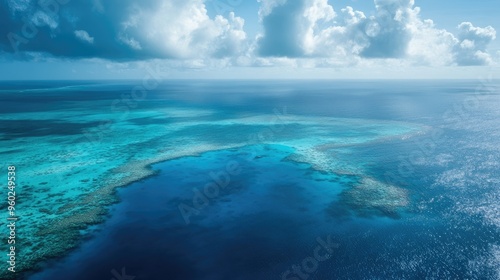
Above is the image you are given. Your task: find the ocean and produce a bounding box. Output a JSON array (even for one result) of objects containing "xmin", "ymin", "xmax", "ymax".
[{"xmin": 0, "ymin": 80, "xmax": 499, "ymax": 279}]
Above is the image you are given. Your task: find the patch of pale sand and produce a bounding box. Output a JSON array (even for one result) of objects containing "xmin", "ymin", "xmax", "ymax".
[
  {"xmin": 156, "ymin": 107, "xmax": 216, "ymax": 118},
  {"xmin": 337, "ymin": 177, "xmax": 410, "ymax": 218},
  {"xmin": 287, "ymin": 146, "xmax": 365, "ymax": 175}
]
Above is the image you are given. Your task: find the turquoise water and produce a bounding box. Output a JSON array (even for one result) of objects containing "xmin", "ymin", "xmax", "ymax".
[
  {"xmin": 26, "ymin": 145, "xmax": 412, "ymax": 280},
  {"xmin": 0, "ymin": 80, "xmax": 499, "ymax": 279}
]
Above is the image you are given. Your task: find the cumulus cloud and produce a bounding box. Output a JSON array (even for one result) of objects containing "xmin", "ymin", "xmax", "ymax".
[
  {"xmin": 256, "ymin": 0, "xmax": 418, "ymax": 59},
  {"xmin": 256, "ymin": 0, "xmax": 335, "ymax": 57},
  {"xmin": 0, "ymin": 0, "xmax": 247, "ymax": 60},
  {"xmin": 454, "ymin": 22, "xmax": 497, "ymax": 65},
  {"xmin": 360, "ymin": 0, "xmax": 416, "ymax": 58},
  {"xmin": 0, "ymin": 0, "xmax": 496, "ymax": 67},
  {"xmin": 256, "ymin": 0, "xmax": 419, "ymax": 58},
  {"xmin": 256, "ymin": 0, "xmax": 307, "ymax": 57},
  {"xmin": 74, "ymin": 30, "xmax": 94, "ymax": 44},
  {"xmin": 255, "ymin": 0, "xmax": 497, "ymax": 66},
  {"xmin": 406, "ymin": 19, "xmax": 457, "ymax": 66}
]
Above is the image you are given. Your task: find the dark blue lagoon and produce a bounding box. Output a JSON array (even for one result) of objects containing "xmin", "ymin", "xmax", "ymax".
[{"xmin": 1, "ymin": 80, "xmax": 499, "ymax": 279}]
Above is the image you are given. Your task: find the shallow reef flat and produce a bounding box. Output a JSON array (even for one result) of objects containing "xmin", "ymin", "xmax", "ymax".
[{"xmin": 0, "ymin": 101, "xmax": 424, "ymax": 278}]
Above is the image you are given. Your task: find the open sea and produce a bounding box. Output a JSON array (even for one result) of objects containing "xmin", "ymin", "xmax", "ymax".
[{"xmin": 0, "ymin": 80, "xmax": 499, "ymax": 279}]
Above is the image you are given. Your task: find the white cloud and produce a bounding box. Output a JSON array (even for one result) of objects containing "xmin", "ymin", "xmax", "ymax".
[
  {"xmin": 454, "ymin": 22, "xmax": 497, "ymax": 65},
  {"xmin": 407, "ymin": 19, "xmax": 457, "ymax": 66},
  {"xmin": 0, "ymin": 0, "xmax": 497, "ymax": 69},
  {"xmin": 1, "ymin": 0, "xmax": 247, "ymax": 60},
  {"xmin": 118, "ymin": 33, "xmax": 141, "ymax": 50},
  {"xmin": 257, "ymin": 0, "xmax": 287, "ymax": 18},
  {"xmin": 211, "ymin": 13, "xmax": 248, "ymax": 57},
  {"xmin": 257, "ymin": 0, "xmax": 336, "ymax": 57},
  {"xmin": 31, "ymin": 10, "xmax": 59, "ymax": 29},
  {"xmin": 312, "ymin": 6, "xmax": 369, "ymax": 58},
  {"xmin": 359, "ymin": 0, "xmax": 417, "ymax": 58},
  {"xmin": 121, "ymin": 0, "xmax": 247, "ymax": 59},
  {"xmin": 254, "ymin": 0, "xmax": 497, "ymax": 67},
  {"xmin": 74, "ymin": 30, "xmax": 95, "ymax": 44},
  {"xmin": 256, "ymin": 0, "xmax": 417, "ymax": 58},
  {"xmin": 303, "ymin": 0, "xmax": 336, "ymax": 54}
]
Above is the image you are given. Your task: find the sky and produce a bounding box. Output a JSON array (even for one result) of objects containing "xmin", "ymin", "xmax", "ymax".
[{"xmin": 0, "ymin": 0, "xmax": 499, "ymax": 80}]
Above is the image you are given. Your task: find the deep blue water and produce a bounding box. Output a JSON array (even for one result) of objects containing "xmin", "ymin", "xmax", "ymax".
[{"xmin": 5, "ymin": 80, "xmax": 499, "ymax": 279}]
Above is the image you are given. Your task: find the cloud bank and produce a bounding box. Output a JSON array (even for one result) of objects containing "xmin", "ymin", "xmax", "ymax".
[
  {"xmin": 256, "ymin": 0, "xmax": 497, "ymax": 66},
  {"xmin": 0, "ymin": 0, "xmax": 497, "ymax": 67},
  {"xmin": 0, "ymin": 0, "xmax": 246, "ymax": 60}
]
